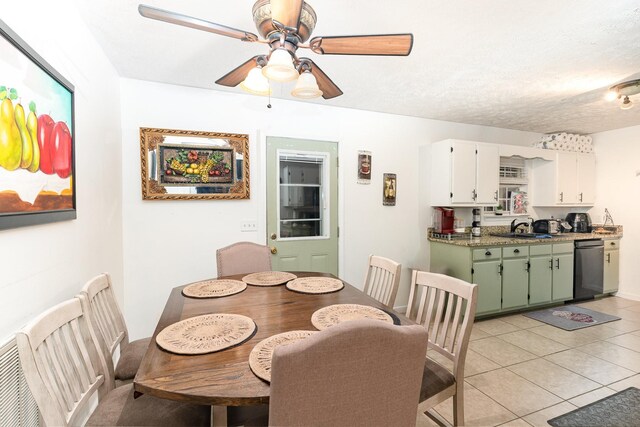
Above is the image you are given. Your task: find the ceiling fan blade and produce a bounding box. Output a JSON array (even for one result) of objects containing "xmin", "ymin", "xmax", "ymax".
[
  {"xmin": 215, "ymin": 56, "xmax": 262, "ymax": 87},
  {"xmin": 270, "ymin": 0, "xmax": 304, "ymax": 30},
  {"xmin": 138, "ymin": 4, "xmax": 259, "ymax": 42},
  {"xmin": 302, "ymin": 58, "xmax": 343, "ymax": 99},
  {"xmin": 309, "ymin": 34, "xmax": 413, "ymax": 56}
]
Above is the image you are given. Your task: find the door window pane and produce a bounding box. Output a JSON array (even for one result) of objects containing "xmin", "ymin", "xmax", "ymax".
[{"xmin": 278, "ymin": 154, "xmax": 324, "ymax": 239}]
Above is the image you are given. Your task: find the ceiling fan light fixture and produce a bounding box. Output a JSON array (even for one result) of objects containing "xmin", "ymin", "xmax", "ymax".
[
  {"xmin": 240, "ymin": 66, "xmax": 271, "ymax": 96},
  {"xmin": 621, "ymin": 96, "xmax": 634, "ymax": 110},
  {"xmin": 262, "ymin": 48, "xmax": 298, "ymax": 82},
  {"xmin": 291, "ymin": 70, "xmax": 323, "ymax": 99},
  {"xmin": 605, "ymin": 89, "xmax": 619, "ymax": 102}
]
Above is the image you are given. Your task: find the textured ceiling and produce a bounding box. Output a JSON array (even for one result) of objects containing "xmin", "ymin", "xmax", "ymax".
[{"xmin": 72, "ymin": 0, "xmax": 640, "ymax": 134}]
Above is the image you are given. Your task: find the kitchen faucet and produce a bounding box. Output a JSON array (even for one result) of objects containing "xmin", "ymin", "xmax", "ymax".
[{"xmin": 510, "ymin": 217, "xmax": 533, "ymax": 233}]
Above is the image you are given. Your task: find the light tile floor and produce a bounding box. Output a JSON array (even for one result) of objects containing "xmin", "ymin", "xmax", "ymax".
[{"xmin": 416, "ymin": 296, "xmax": 640, "ymax": 427}]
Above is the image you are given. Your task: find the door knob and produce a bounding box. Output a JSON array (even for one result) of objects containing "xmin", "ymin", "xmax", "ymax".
[
  {"xmin": 270, "ymin": 246, "xmax": 278, "ymax": 254},
  {"xmin": 270, "ymin": 233, "xmax": 277, "ymax": 240}
]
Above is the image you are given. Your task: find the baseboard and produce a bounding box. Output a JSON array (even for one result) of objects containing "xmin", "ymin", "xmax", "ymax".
[{"xmin": 611, "ymin": 291, "xmax": 640, "ymax": 302}]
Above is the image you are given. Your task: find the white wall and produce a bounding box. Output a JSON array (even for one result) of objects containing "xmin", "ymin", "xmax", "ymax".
[
  {"xmin": 0, "ymin": 2, "xmax": 123, "ymax": 342},
  {"xmin": 591, "ymin": 125, "xmax": 640, "ymax": 299},
  {"xmin": 120, "ymin": 78, "xmax": 539, "ymax": 338}
]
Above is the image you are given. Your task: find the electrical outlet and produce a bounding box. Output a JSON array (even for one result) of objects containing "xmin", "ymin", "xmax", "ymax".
[{"xmin": 241, "ymin": 221, "xmax": 257, "ymax": 232}]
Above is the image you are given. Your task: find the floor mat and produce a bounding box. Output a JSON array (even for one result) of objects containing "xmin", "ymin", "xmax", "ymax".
[
  {"xmin": 523, "ymin": 305, "xmax": 620, "ymax": 331},
  {"xmin": 548, "ymin": 387, "xmax": 640, "ymax": 427}
]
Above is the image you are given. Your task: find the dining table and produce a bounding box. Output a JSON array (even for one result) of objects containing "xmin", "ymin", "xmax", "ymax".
[{"xmin": 133, "ymin": 271, "xmax": 411, "ymax": 426}]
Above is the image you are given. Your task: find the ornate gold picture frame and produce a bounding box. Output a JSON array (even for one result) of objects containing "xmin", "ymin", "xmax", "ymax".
[{"xmin": 140, "ymin": 128, "xmax": 249, "ymax": 200}]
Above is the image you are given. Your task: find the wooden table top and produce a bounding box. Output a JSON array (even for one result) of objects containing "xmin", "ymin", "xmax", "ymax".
[{"xmin": 134, "ymin": 271, "xmax": 410, "ymax": 406}]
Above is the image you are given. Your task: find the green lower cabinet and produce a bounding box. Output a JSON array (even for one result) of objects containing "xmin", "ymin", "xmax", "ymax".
[
  {"xmin": 603, "ymin": 248, "xmax": 620, "ymax": 293},
  {"xmin": 472, "ymin": 260, "xmax": 502, "ymax": 315},
  {"xmin": 502, "ymin": 258, "xmax": 529, "ymax": 309},
  {"xmin": 529, "ymin": 256, "xmax": 553, "ymax": 304},
  {"xmin": 552, "ymin": 253, "xmax": 574, "ymax": 301}
]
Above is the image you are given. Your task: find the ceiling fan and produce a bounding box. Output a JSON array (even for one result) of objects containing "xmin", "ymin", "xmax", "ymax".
[{"xmin": 138, "ymin": 0, "xmax": 413, "ymax": 100}]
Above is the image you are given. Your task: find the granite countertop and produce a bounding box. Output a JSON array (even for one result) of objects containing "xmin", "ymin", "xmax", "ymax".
[{"xmin": 428, "ymin": 225, "xmax": 623, "ymax": 247}]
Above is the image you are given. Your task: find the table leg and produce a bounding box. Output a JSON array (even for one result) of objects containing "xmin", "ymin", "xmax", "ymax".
[{"xmin": 211, "ymin": 405, "xmax": 228, "ymax": 427}]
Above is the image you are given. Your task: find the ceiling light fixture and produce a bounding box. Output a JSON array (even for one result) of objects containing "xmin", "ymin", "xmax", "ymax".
[
  {"xmin": 607, "ymin": 78, "xmax": 640, "ymax": 109},
  {"xmin": 240, "ymin": 58, "xmax": 271, "ymax": 96},
  {"xmin": 291, "ymin": 61, "xmax": 322, "ymax": 99},
  {"xmin": 262, "ymin": 48, "xmax": 299, "ymax": 82}
]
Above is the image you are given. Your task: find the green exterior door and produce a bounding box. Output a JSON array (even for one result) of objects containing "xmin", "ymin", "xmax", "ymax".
[
  {"xmin": 473, "ymin": 261, "xmax": 502, "ymax": 314},
  {"xmin": 502, "ymin": 258, "xmax": 529, "ymax": 309},
  {"xmin": 603, "ymin": 249, "xmax": 619, "ymax": 293},
  {"xmin": 266, "ymin": 137, "xmax": 338, "ymax": 275},
  {"xmin": 552, "ymin": 253, "xmax": 574, "ymax": 301},
  {"xmin": 529, "ymin": 256, "xmax": 553, "ymax": 305}
]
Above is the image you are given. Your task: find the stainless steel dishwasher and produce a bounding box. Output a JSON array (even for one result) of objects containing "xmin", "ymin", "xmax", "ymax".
[{"xmin": 573, "ymin": 239, "xmax": 604, "ymax": 301}]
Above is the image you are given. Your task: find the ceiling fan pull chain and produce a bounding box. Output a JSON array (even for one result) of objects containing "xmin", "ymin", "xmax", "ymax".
[{"xmin": 267, "ymin": 82, "xmax": 272, "ymax": 109}]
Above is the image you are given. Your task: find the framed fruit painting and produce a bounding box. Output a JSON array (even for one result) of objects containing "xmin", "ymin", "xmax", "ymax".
[
  {"xmin": 140, "ymin": 128, "xmax": 249, "ymax": 200},
  {"xmin": 0, "ymin": 19, "xmax": 76, "ymax": 230}
]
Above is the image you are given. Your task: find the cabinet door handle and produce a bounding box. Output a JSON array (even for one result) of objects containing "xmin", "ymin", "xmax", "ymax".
[
  {"xmin": 498, "ymin": 264, "xmax": 502, "ymax": 275},
  {"xmin": 607, "ymin": 253, "xmax": 611, "ymax": 263},
  {"xmin": 485, "ymin": 250, "xmax": 492, "ymax": 256},
  {"xmin": 472, "ymin": 189, "xmax": 477, "ymax": 201},
  {"xmin": 514, "ymin": 249, "xmax": 520, "ymax": 254},
  {"xmin": 579, "ymin": 192, "xmax": 583, "ymax": 202},
  {"xmin": 559, "ymin": 192, "xmax": 564, "ymax": 202},
  {"xmin": 494, "ymin": 190, "xmax": 498, "ymax": 201},
  {"xmin": 549, "ymin": 259, "xmax": 554, "ymax": 270},
  {"xmin": 525, "ymin": 261, "xmax": 530, "ymax": 272},
  {"xmin": 556, "ymin": 258, "xmax": 560, "ymax": 269}
]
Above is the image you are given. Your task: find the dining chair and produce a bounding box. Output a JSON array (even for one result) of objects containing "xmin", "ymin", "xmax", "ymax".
[
  {"xmin": 406, "ymin": 270, "xmax": 478, "ymax": 426},
  {"xmin": 362, "ymin": 254, "xmax": 402, "ymax": 308},
  {"xmin": 216, "ymin": 241, "xmax": 272, "ymax": 277},
  {"xmin": 268, "ymin": 319, "xmax": 428, "ymax": 427},
  {"xmin": 16, "ymin": 296, "xmax": 210, "ymax": 426},
  {"xmin": 81, "ymin": 273, "xmax": 151, "ymax": 385}
]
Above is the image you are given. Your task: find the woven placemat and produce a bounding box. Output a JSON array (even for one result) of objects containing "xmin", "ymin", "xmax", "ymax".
[
  {"xmin": 182, "ymin": 279, "xmax": 247, "ymax": 299},
  {"xmin": 242, "ymin": 271, "xmax": 297, "ymax": 286},
  {"xmin": 249, "ymin": 330, "xmax": 318, "ymax": 382},
  {"xmin": 311, "ymin": 304, "xmax": 394, "ymax": 330},
  {"xmin": 286, "ymin": 277, "xmax": 344, "ymax": 294},
  {"xmin": 156, "ymin": 313, "xmax": 256, "ymax": 355}
]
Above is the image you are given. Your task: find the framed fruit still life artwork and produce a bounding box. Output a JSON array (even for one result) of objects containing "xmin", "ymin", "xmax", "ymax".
[
  {"xmin": 140, "ymin": 128, "xmax": 249, "ymax": 200},
  {"xmin": 0, "ymin": 19, "xmax": 76, "ymax": 230}
]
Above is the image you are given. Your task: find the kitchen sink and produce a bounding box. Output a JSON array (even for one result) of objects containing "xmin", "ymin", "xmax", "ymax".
[{"xmin": 490, "ymin": 232, "xmax": 554, "ymax": 239}]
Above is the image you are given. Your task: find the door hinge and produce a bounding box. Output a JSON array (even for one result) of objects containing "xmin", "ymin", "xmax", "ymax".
[
  {"xmin": 337, "ymin": 226, "xmax": 340, "ymax": 237},
  {"xmin": 336, "ymin": 156, "xmax": 339, "ymax": 168}
]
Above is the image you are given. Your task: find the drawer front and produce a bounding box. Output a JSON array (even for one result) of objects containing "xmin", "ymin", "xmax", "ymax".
[
  {"xmin": 502, "ymin": 245, "xmax": 529, "ymax": 258},
  {"xmin": 472, "ymin": 247, "xmax": 501, "ymax": 261},
  {"xmin": 553, "ymin": 242, "xmax": 574, "ymax": 254},
  {"xmin": 605, "ymin": 239, "xmax": 620, "ymax": 250},
  {"xmin": 530, "ymin": 244, "xmax": 552, "ymax": 256}
]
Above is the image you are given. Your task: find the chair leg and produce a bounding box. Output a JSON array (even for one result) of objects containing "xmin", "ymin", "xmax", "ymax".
[{"xmin": 452, "ymin": 382, "xmax": 464, "ymax": 426}]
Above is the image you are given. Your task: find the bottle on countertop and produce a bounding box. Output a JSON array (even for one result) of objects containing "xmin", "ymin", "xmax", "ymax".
[{"xmin": 472, "ymin": 208, "xmax": 481, "ymax": 237}]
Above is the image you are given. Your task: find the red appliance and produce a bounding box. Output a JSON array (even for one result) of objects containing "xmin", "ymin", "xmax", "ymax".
[{"xmin": 433, "ymin": 207, "xmax": 455, "ymax": 234}]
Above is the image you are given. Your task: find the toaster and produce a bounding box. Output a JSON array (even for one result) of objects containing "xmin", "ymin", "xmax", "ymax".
[{"xmin": 532, "ymin": 219, "xmax": 560, "ymax": 234}]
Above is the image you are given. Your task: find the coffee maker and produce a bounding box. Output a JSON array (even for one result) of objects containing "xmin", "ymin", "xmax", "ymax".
[
  {"xmin": 565, "ymin": 213, "xmax": 592, "ymax": 233},
  {"xmin": 433, "ymin": 207, "xmax": 455, "ymax": 234}
]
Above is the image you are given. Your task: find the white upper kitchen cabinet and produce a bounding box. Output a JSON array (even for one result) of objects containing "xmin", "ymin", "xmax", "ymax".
[
  {"xmin": 531, "ymin": 152, "xmax": 595, "ymax": 206},
  {"xmin": 429, "ymin": 139, "xmax": 499, "ymax": 206},
  {"xmin": 576, "ymin": 153, "xmax": 596, "ymax": 204}
]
